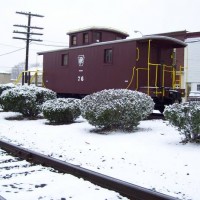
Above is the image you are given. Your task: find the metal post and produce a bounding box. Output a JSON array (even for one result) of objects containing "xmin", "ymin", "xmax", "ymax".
[
  {"xmin": 28, "ymin": 71, "xmax": 31, "ymax": 85},
  {"xmin": 22, "ymin": 72, "xmax": 24, "ymax": 85},
  {"xmin": 25, "ymin": 13, "xmax": 31, "ymax": 84},
  {"xmin": 13, "ymin": 11, "xmax": 44, "ymax": 85},
  {"xmin": 35, "ymin": 71, "xmax": 38, "ymax": 86},
  {"xmin": 147, "ymin": 40, "xmax": 151, "ymax": 96}
]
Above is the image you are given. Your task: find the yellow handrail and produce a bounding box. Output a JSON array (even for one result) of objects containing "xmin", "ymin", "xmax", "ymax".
[
  {"xmin": 155, "ymin": 65, "xmax": 158, "ymax": 95},
  {"xmin": 136, "ymin": 63, "xmax": 178, "ymax": 97},
  {"xmin": 30, "ymin": 70, "xmax": 38, "ymax": 83},
  {"xmin": 148, "ymin": 63, "xmax": 162, "ymax": 66},
  {"xmin": 136, "ymin": 68, "xmax": 148, "ymax": 90},
  {"xmin": 126, "ymin": 67, "xmax": 135, "ymax": 89},
  {"xmin": 162, "ymin": 65, "xmax": 165, "ymax": 96},
  {"xmin": 162, "ymin": 65, "xmax": 177, "ymax": 90},
  {"xmin": 173, "ymin": 65, "xmax": 184, "ymax": 89},
  {"xmin": 136, "ymin": 48, "xmax": 140, "ymax": 61},
  {"xmin": 136, "ymin": 40, "xmax": 185, "ymax": 97},
  {"xmin": 14, "ymin": 72, "xmax": 24, "ymax": 85},
  {"xmin": 147, "ymin": 39, "xmax": 151, "ymax": 95},
  {"xmin": 172, "ymin": 67, "xmax": 176, "ymax": 89},
  {"xmin": 14, "ymin": 69, "xmax": 43, "ymax": 85}
]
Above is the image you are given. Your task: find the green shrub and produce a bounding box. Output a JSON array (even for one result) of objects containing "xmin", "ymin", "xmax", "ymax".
[
  {"xmin": 164, "ymin": 102, "xmax": 200, "ymax": 143},
  {"xmin": 0, "ymin": 83, "xmax": 16, "ymax": 108},
  {"xmin": 42, "ymin": 98, "xmax": 81, "ymax": 124},
  {"xmin": 32, "ymin": 86, "xmax": 57, "ymax": 104},
  {"xmin": 80, "ymin": 89, "xmax": 154, "ymax": 131},
  {"xmin": 0, "ymin": 83, "xmax": 16, "ymax": 95},
  {"xmin": 0, "ymin": 85, "xmax": 56, "ymax": 117}
]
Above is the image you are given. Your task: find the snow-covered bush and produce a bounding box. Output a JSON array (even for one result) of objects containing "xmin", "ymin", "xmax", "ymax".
[
  {"xmin": 80, "ymin": 89, "xmax": 154, "ymax": 131},
  {"xmin": 0, "ymin": 83, "xmax": 16, "ymax": 95},
  {"xmin": 42, "ymin": 98, "xmax": 81, "ymax": 124},
  {"xmin": 28, "ymin": 85, "xmax": 57, "ymax": 104},
  {"xmin": 0, "ymin": 83, "xmax": 16, "ymax": 108},
  {"xmin": 0, "ymin": 85, "xmax": 56, "ymax": 117},
  {"xmin": 164, "ymin": 102, "xmax": 200, "ymax": 143}
]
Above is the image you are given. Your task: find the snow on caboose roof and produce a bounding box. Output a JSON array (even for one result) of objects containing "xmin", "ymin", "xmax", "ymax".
[
  {"xmin": 66, "ymin": 26, "xmax": 129, "ymax": 37},
  {"xmin": 139, "ymin": 35, "xmax": 187, "ymax": 47},
  {"xmin": 37, "ymin": 35, "xmax": 187, "ymax": 55}
]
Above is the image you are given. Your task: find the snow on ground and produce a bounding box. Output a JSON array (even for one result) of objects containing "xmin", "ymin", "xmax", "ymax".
[
  {"xmin": 1, "ymin": 149, "xmax": 126, "ymax": 200},
  {"xmin": 0, "ymin": 110, "xmax": 200, "ymax": 200}
]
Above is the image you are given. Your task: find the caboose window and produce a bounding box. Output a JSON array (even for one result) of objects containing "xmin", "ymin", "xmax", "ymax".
[
  {"xmin": 95, "ymin": 32, "xmax": 102, "ymax": 42},
  {"xmin": 104, "ymin": 49, "xmax": 113, "ymax": 64},
  {"xmin": 83, "ymin": 33, "xmax": 89, "ymax": 44},
  {"xmin": 71, "ymin": 35, "xmax": 77, "ymax": 46},
  {"xmin": 62, "ymin": 54, "xmax": 68, "ymax": 66}
]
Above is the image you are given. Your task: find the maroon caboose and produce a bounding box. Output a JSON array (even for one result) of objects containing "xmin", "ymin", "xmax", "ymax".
[{"xmin": 38, "ymin": 27, "xmax": 187, "ymax": 112}]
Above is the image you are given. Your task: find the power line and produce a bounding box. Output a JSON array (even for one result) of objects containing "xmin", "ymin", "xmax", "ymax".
[
  {"xmin": 0, "ymin": 42, "xmax": 66, "ymax": 56},
  {"xmin": 0, "ymin": 43, "xmax": 22, "ymax": 48},
  {"xmin": 43, "ymin": 39, "xmax": 68, "ymax": 44},
  {"xmin": 32, "ymin": 42, "xmax": 68, "ymax": 47},
  {"xmin": 0, "ymin": 47, "xmax": 25, "ymax": 57}
]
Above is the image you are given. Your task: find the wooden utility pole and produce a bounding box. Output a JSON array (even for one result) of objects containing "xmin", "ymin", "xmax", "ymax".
[{"xmin": 13, "ymin": 11, "xmax": 44, "ymax": 84}]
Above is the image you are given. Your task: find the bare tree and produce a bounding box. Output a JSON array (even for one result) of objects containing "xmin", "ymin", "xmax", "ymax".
[
  {"xmin": 11, "ymin": 62, "xmax": 42, "ymax": 81},
  {"xmin": 11, "ymin": 62, "xmax": 25, "ymax": 80}
]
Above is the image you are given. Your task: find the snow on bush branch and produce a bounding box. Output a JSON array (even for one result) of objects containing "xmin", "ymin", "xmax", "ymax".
[
  {"xmin": 0, "ymin": 85, "xmax": 56, "ymax": 117},
  {"xmin": 0, "ymin": 83, "xmax": 16, "ymax": 96},
  {"xmin": 80, "ymin": 89, "xmax": 154, "ymax": 131},
  {"xmin": 164, "ymin": 102, "xmax": 200, "ymax": 143},
  {"xmin": 42, "ymin": 98, "xmax": 81, "ymax": 124}
]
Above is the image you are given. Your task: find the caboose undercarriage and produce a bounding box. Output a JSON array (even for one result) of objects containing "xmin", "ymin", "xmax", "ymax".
[
  {"xmin": 57, "ymin": 88, "xmax": 183, "ymax": 113},
  {"xmin": 151, "ymin": 88, "xmax": 183, "ymax": 112}
]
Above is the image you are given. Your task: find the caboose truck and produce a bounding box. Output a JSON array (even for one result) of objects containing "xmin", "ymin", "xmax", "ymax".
[{"xmin": 38, "ymin": 27, "xmax": 187, "ymax": 112}]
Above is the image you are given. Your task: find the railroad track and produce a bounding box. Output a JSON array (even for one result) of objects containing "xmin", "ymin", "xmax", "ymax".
[
  {"xmin": 0, "ymin": 139, "xmax": 178, "ymax": 200},
  {"xmin": 0, "ymin": 147, "xmax": 127, "ymax": 200}
]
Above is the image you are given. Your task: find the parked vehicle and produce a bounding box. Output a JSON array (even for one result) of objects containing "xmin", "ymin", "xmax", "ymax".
[{"xmin": 188, "ymin": 91, "xmax": 200, "ymax": 102}]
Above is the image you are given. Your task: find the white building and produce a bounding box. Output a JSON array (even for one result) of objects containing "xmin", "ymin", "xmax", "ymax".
[
  {"xmin": 0, "ymin": 67, "xmax": 12, "ymax": 84},
  {"xmin": 185, "ymin": 36, "xmax": 200, "ymax": 93}
]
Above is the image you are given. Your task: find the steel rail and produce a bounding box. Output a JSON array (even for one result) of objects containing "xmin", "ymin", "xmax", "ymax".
[
  {"xmin": 0, "ymin": 195, "xmax": 6, "ymax": 200},
  {"xmin": 0, "ymin": 139, "xmax": 178, "ymax": 200}
]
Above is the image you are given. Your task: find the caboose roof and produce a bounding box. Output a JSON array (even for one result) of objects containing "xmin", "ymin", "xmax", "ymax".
[
  {"xmin": 139, "ymin": 35, "xmax": 187, "ymax": 47},
  {"xmin": 38, "ymin": 35, "xmax": 186, "ymax": 55},
  {"xmin": 66, "ymin": 26, "xmax": 129, "ymax": 37},
  {"xmin": 148, "ymin": 30, "xmax": 200, "ymax": 39}
]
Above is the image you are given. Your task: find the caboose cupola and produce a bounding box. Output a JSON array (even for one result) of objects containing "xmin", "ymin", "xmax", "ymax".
[{"xmin": 67, "ymin": 26, "xmax": 129, "ymax": 47}]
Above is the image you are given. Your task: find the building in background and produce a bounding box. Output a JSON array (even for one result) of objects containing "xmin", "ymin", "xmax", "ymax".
[
  {"xmin": 0, "ymin": 63, "xmax": 43, "ymax": 85},
  {"xmin": 184, "ymin": 33, "xmax": 200, "ymax": 94},
  {"xmin": 0, "ymin": 67, "xmax": 11, "ymax": 84},
  {"xmin": 0, "ymin": 72, "xmax": 11, "ymax": 84}
]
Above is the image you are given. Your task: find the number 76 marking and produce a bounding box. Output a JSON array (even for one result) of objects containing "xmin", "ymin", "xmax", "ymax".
[{"xmin": 78, "ymin": 76, "xmax": 84, "ymax": 82}]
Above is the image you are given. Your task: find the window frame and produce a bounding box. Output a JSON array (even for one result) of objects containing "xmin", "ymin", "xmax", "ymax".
[
  {"xmin": 71, "ymin": 35, "xmax": 77, "ymax": 46},
  {"xmin": 61, "ymin": 53, "xmax": 69, "ymax": 66},
  {"xmin": 94, "ymin": 32, "xmax": 102, "ymax": 43},
  {"xmin": 83, "ymin": 32, "xmax": 89, "ymax": 44},
  {"xmin": 104, "ymin": 48, "xmax": 113, "ymax": 64}
]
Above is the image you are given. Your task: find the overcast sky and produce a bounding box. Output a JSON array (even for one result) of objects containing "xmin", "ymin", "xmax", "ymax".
[{"xmin": 0, "ymin": 0, "xmax": 200, "ymax": 71}]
